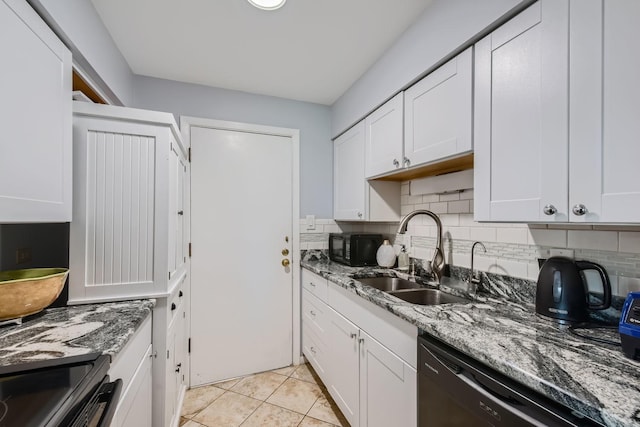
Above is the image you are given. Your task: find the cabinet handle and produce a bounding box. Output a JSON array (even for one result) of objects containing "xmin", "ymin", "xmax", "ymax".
[
  {"xmin": 543, "ymin": 205, "xmax": 557, "ymax": 216},
  {"xmin": 357, "ymin": 212, "xmax": 363, "ymax": 218},
  {"xmin": 403, "ymin": 157, "xmax": 411, "ymax": 167},
  {"xmin": 309, "ymin": 281, "xmax": 316, "ymax": 287},
  {"xmin": 350, "ymin": 333, "xmax": 357, "ymax": 339},
  {"xmin": 171, "ymin": 303, "xmax": 176, "ymax": 311},
  {"xmin": 310, "ymin": 310, "xmax": 316, "ymax": 316},
  {"xmin": 176, "ymin": 363, "xmax": 182, "ymax": 373},
  {"xmin": 572, "ymin": 204, "xmax": 587, "ymax": 216},
  {"xmin": 178, "ymin": 210, "xmax": 184, "ymax": 216},
  {"xmin": 358, "ymin": 338, "xmax": 365, "ymax": 344},
  {"xmin": 393, "ymin": 158, "xmax": 400, "ymax": 167},
  {"xmin": 310, "ymin": 346, "xmax": 317, "ymax": 354},
  {"xmin": 179, "ymin": 291, "xmax": 183, "ymax": 297}
]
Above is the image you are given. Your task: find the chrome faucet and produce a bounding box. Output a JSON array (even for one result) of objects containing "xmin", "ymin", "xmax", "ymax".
[
  {"xmin": 470, "ymin": 241, "xmax": 487, "ymax": 286},
  {"xmin": 397, "ymin": 210, "xmax": 445, "ymax": 284}
]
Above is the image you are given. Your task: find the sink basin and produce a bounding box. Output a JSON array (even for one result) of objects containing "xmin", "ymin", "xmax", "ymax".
[
  {"xmin": 357, "ymin": 277, "xmax": 422, "ymax": 292},
  {"xmin": 388, "ymin": 289, "xmax": 469, "ymax": 305}
]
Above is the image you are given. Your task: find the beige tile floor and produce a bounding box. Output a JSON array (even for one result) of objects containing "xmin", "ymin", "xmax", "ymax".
[{"xmin": 180, "ymin": 363, "xmax": 349, "ymax": 427}]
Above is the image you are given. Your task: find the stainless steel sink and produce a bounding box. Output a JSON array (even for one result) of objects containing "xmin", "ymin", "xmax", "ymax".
[
  {"xmin": 388, "ymin": 289, "xmax": 469, "ymax": 305},
  {"xmin": 357, "ymin": 277, "xmax": 422, "ymax": 292}
]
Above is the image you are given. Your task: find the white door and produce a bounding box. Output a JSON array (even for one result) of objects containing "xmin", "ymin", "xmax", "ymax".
[
  {"xmin": 190, "ymin": 125, "xmax": 293, "ymax": 385},
  {"xmin": 474, "ymin": 0, "xmax": 569, "ymax": 222},
  {"xmin": 569, "ymin": 0, "xmax": 640, "ymax": 222},
  {"xmin": 404, "ymin": 47, "xmax": 472, "ymax": 167}
]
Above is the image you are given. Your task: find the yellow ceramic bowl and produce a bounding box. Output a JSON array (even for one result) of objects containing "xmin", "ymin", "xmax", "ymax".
[{"xmin": 0, "ymin": 268, "xmax": 68, "ymax": 321}]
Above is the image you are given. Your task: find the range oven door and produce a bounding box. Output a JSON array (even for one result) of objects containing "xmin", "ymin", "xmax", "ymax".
[
  {"xmin": 0, "ymin": 353, "xmax": 122, "ymax": 427},
  {"xmin": 418, "ymin": 335, "xmax": 603, "ymax": 427}
]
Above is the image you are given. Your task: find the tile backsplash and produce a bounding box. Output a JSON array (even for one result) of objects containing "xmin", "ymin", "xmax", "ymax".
[{"xmin": 301, "ymin": 182, "xmax": 640, "ymax": 297}]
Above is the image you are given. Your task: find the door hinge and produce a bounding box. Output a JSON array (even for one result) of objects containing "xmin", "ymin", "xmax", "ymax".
[
  {"xmin": 188, "ymin": 338, "xmax": 191, "ymax": 354},
  {"xmin": 188, "ymin": 147, "xmax": 191, "ymax": 162},
  {"xmin": 189, "ymin": 243, "xmax": 192, "ymax": 257}
]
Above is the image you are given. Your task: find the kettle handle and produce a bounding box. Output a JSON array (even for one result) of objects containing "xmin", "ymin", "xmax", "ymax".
[{"xmin": 576, "ymin": 261, "xmax": 611, "ymax": 310}]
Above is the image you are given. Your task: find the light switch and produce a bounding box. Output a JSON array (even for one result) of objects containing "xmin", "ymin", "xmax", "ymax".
[{"xmin": 306, "ymin": 215, "xmax": 316, "ymax": 230}]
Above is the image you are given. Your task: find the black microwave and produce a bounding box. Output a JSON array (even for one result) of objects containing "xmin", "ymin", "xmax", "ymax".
[{"xmin": 329, "ymin": 233, "xmax": 383, "ymax": 266}]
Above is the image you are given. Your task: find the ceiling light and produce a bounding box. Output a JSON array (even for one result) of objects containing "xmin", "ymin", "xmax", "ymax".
[{"xmin": 247, "ymin": 0, "xmax": 287, "ymax": 11}]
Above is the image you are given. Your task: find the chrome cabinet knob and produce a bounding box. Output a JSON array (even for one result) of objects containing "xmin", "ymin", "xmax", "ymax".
[
  {"xmin": 543, "ymin": 205, "xmax": 557, "ymax": 216},
  {"xmin": 393, "ymin": 158, "xmax": 400, "ymax": 167},
  {"xmin": 350, "ymin": 333, "xmax": 357, "ymax": 339},
  {"xmin": 357, "ymin": 212, "xmax": 363, "ymax": 218},
  {"xmin": 403, "ymin": 157, "xmax": 411, "ymax": 167},
  {"xmin": 572, "ymin": 204, "xmax": 587, "ymax": 216}
]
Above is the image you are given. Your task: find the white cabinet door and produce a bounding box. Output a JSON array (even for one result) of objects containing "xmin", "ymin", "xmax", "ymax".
[
  {"xmin": 326, "ymin": 306, "xmax": 359, "ymax": 427},
  {"xmin": 0, "ymin": 0, "xmax": 71, "ymax": 222},
  {"xmin": 474, "ymin": 0, "xmax": 569, "ymax": 222},
  {"xmin": 365, "ymin": 93, "xmax": 404, "ymax": 178},
  {"xmin": 169, "ymin": 139, "xmax": 188, "ymax": 279},
  {"xmin": 569, "ymin": 0, "xmax": 640, "ymax": 222},
  {"xmin": 404, "ymin": 47, "xmax": 472, "ymax": 168},
  {"xmin": 334, "ymin": 122, "xmax": 366, "ymax": 220},
  {"xmin": 117, "ymin": 345, "xmax": 153, "ymax": 427},
  {"xmin": 359, "ymin": 331, "xmax": 416, "ymax": 427}
]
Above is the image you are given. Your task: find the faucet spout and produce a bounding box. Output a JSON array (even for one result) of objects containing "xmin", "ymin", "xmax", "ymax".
[
  {"xmin": 396, "ymin": 210, "xmax": 445, "ymax": 284},
  {"xmin": 470, "ymin": 241, "xmax": 487, "ymax": 286}
]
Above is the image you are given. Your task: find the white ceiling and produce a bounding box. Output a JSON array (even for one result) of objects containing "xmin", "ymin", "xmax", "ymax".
[{"xmin": 90, "ymin": 0, "xmax": 433, "ymax": 105}]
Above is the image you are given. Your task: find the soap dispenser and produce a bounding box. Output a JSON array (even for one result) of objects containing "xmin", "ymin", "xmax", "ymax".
[{"xmin": 398, "ymin": 245, "xmax": 410, "ymax": 270}]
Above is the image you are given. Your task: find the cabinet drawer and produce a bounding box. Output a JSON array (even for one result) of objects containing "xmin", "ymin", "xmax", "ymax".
[
  {"xmin": 301, "ymin": 269, "xmax": 328, "ymax": 302},
  {"xmin": 302, "ymin": 324, "xmax": 328, "ymax": 379},
  {"xmin": 302, "ymin": 289, "xmax": 328, "ymax": 341}
]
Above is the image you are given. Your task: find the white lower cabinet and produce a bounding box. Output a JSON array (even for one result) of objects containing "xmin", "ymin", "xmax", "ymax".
[
  {"xmin": 326, "ymin": 308, "xmax": 360, "ymax": 426},
  {"xmin": 301, "ymin": 269, "xmax": 418, "ymax": 426},
  {"xmin": 359, "ymin": 330, "xmax": 416, "ymax": 427},
  {"xmin": 110, "ymin": 315, "xmax": 152, "ymax": 427}
]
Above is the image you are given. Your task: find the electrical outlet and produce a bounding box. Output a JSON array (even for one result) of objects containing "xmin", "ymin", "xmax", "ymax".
[
  {"xmin": 15, "ymin": 247, "xmax": 32, "ymax": 265},
  {"xmin": 306, "ymin": 215, "xmax": 316, "ymax": 230},
  {"xmin": 549, "ymin": 248, "xmax": 574, "ymax": 259}
]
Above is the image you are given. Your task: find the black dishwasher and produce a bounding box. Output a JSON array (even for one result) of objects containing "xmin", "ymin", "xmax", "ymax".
[{"xmin": 418, "ymin": 335, "xmax": 603, "ymax": 427}]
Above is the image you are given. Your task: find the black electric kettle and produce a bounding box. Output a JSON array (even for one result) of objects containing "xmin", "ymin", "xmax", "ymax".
[{"xmin": 535, "ymin": 257, "xmax": 611, "ymax": 324}]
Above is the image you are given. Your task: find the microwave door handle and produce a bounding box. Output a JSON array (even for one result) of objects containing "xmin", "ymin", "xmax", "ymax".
[{"xmin": 96, "ymin": 378, "xmax": 123, "ymax": 427}]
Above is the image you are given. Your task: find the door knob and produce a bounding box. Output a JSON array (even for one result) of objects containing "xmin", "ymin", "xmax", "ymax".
[
  {"xmin": 282, "ymin": 259, "xmax": 290, "ymax": 267},
  {"xmin": 543, "ymin": 205, "xmax": 557, "ymax": 215},
  {"xmin": 282, "ymin": 248, "xmax": 289, "ymax": 256},
  {"xmin": 572, "ymin": 204, "xmax": 587, "ymax": 216}
]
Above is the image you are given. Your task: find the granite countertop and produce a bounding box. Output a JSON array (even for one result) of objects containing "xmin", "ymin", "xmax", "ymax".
[
  {"xmin": 301, "ymin": 251, "xmax": 640, "ymax": 427},
  {"xmin": 0, "ymin": 299, "xmax": 154, "ymax": 371}
]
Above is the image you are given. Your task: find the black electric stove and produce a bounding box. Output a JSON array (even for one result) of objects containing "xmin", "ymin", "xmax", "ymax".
[{"xmin": 0, "ymin": 353, "xmax": 122, "ymax": 427}]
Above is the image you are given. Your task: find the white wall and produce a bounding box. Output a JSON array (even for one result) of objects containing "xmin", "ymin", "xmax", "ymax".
[
  {"xmin": 330, "ymin": 0, "xmax": 532, "ymax": 138},
  {"xmin": 132, "ymin": 75, "xmax": 333, "ymax": 218},
  {"xmin": 27, "ymin": 0, "xmax": 134, "ymax": 105}
]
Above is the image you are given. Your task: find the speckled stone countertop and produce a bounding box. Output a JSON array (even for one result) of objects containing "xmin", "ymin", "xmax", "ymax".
[
  {"xmin": 301, "ymin": 251, "xmax": 640, "ymax": 427},
  {"xmin": 0, "ymin": 299, "xmax": 154, "ymax": 371}
]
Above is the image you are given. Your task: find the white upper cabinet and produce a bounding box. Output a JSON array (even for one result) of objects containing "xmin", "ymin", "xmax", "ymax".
[
  {"xmin": 365, "ymin": 93, "xmax": 404, "ymax": 178},
  {"xmin": 474, "ymin": 0, "xmax": 569, "ymax": 222},
  {"xmin": 0, "ymin": 0, "xmax": 71, "ymax": 222},
  {"xmin": 404, "ymin": 47, "xmax": 473, "ymax": 169},
  {"xmin": 334, "ymin": 122, "xmax": 366, "ymax": 220},
  {"xmin": 70, "ymin": 103, "xmax": 189, "ymax": 303},
  {"xmin": 334, "ymin": 122, "xmax": 401, "ymax": 222},
  {"xmin": 569, "ymin": 0, "xmax": 640, "ymax": 223}
]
